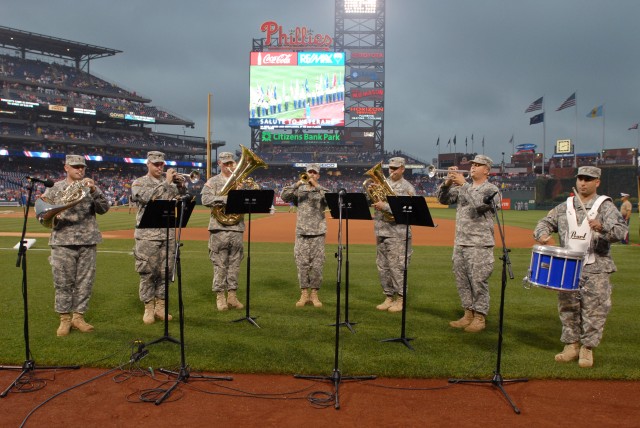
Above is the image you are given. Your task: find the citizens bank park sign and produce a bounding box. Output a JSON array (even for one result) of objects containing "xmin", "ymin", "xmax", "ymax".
[{"xmin": 261, "ymin": 130, "xmax": 342, "ymax": 144}]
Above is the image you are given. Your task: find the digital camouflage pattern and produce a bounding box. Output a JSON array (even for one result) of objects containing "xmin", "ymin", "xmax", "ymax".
[
  {"xmin": 534, "ymin": 194, "xmax": 628, "ymax": 347},
  {"xmin": 42, "ymin": 179, "xmax": 109, "ymax": 314},
  {"xmin": 281, "ymin": 182, "xmax": 329, "ymax": 289},
  {"xmin": 201, "ymin": 173, "xmax": 245, "ymax": 292},
  {"xmin": 373, "ymin": 176, "xmax": 416, "ymax": 297},
  {"xmin": 436, "ymin": 180, "xmax": 499, "ymax": 316},
  {"xmin": 131, "ymin": 173, "xmax": 184, "ymax": 302}
]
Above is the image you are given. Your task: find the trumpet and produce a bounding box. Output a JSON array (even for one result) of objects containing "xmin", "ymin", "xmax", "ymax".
[
  {"xmin": 164, "ymin": 170, "xmax": 201, "ymax": 184},
  {"xmin": 426, "ymin": 165, "xmax": 470, "ymax": 179},
  {"xmin": 299, "ymin": 172, "xmax": 309, "ymax": 183}
]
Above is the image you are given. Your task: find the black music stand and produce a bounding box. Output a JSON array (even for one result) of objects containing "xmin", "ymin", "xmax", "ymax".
[
  {"xmin": 448, "ymin": 195, "xmax": 528, "ymax": 414},
  {"xmin": 139, "ymin": 199, "xmax": 180, "ymax": 346},
  {"xmin": 1, "ymin": 181, "xmax": 79, "ymax": 398},
  {"xmin": 380, "ymin": 196, "xmax": 435, "ymax": 351},
  {"xmin": 294, "ymin": 190, "xmax": 376, "ymax": 409},
  {"xmin": 226, "ymin": 189, "xmax": 275, "ymax": 328},
  {"xmin": 325, "ymin": 192, "xmax": 371, "ymax": 333},
  {"xmin": 155, "ymin": 197, "xmax": 232, "ymax": 405}
]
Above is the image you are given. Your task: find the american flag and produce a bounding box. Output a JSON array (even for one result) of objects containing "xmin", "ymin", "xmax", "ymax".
[
  {"xmin": 629, "ymin": 123, "xmax": 638, "ymax": 130},
  {"xmin": 525, "ymin": 97, "xmax": 543, "ymax": 113},
  {"xmin": 556, "ymin": 93, "xmax": 576, "ymax": 111}
]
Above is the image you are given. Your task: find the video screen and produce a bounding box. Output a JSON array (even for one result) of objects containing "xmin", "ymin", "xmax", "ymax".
[{"xmin": 249, "ymin": 51, "xmax": 345, "ymax": 129}]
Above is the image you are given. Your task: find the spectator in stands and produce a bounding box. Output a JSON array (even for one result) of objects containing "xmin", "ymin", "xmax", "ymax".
[
  {"xmin": 436, "ymin": 155, "xmax": 499, "ymax": 333},
  {"xmin": 368, "ymin": 157, "xmax": 416, "ymax": 313},
  {"xmin": 41, "ymin": 155, "xmax": 109, "ymax": 336},
  {"xmin": 619, "ymin": 193, "xmax": 632, "ymax": 244},
  {"xmin": 131, "ymin": 151, "xmax": 186, "ymax": 324},
  {"xmin": 201, "ymin": 152, "xmax": 246, "ymax": 311},
  {"xmin": 533, "ymin": 166, "xmax": 627, "ymax": 367},
  {"xmin": 280, "ymin": 163, "xmax": 329, "ymax": 308}
]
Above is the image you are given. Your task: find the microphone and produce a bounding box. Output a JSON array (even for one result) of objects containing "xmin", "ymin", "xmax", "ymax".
[
  {"xmin": 338, "ymin": 188, "xmax": 347, "ymax": 195},
  {"xmin": 26, "ymin": 176, "xmax": 54, "ymax": 188},
  {"xmin": 483, "ymin": 191, "xmax": 499, "ymax": 205}
]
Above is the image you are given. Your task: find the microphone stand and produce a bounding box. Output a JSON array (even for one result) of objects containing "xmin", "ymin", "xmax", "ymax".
[
  {"xmin": 448, "ymin": 197, "xmax": 528, "ymax": 414},
  {"xmin": 294, "ymin": 191, "xmax": 375, "ymax": 409},
  {"xmin": 1, "ymin": 181, "xmax": 79, "ymax": 398},
  {"xmin": 156, "ymin": 198, "xmax": 231, "ymax": 405},
  {"xmin": 331, "ymin": 191, "xmax": 356, "ymax": 333}
]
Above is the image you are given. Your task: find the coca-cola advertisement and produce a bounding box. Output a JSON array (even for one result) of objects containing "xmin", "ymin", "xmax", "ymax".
[{"xmin": 250, "ymin": 51, "xmax": 345, "ymax": 129}]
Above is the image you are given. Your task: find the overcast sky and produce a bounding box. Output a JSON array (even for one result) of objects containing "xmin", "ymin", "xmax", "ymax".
[{"xmin": 4, "ymin": 0, "xmax": 640, "ymax": 166}]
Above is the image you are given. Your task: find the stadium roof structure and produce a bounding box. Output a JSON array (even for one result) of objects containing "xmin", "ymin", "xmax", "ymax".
[{"xmin": 0, "ymin": 25, "xmax": 121, "ymax": 66}]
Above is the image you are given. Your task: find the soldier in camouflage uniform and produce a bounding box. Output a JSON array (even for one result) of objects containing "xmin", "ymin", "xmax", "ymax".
[
  {"xmin": 42, "ymin": 155, "xmax": 110, "ymax": 336},
  {"xmin": 280, "ymin": 163, "xmax": 329, "ymax": 307},
  {"xmin": 436, "ymin": 154, "xmax": 499, "ymax": 333},
  {"xmin": 201, "ymin": 152, "xmax": 245, "ymax": 311},
  {"xmin": 369, "ymin": 157, "xmax": 416, "ymax": 313},
  {"xmin": 534, "ymin": 166, "xmax": 627, "ymax": 367},
  {"xmin": 131, "ymin": 151, "xmax": 186, "ymax": 324}
]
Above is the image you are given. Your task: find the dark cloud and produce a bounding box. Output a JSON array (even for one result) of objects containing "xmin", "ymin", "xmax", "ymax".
[{"xmin": 4, "ymin": 0, "xmax": 640, "ymax": 163}]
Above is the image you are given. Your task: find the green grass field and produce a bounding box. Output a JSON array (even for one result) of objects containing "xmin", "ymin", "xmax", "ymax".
[{"xmin": 0, "ymin": 207, "xmax": 638, "ymax": 380}]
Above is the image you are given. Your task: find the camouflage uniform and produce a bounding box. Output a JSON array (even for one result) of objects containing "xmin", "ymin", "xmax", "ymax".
[
  {"xmin": 280, "ymin": 181, "xmax": 329, "ymax": 290},
  {"xmin": 131, "ymin": 175, "xmax": 184, "ymax": 303},
  {"xmin": 44, "ymin": 180, "xmax": 109, "ymax": 314},
  {"xmin": 373, "ymin": 177, "xmax": 416, "ymax": 297},
  {"xmin": 533, "ymin": 194, "xmax": 627, "ymax": 348},
  {"xmin": 436, "ymin": 180, "xmax": 499, "ymax": 316},
  {"xmin": 201, "ymin": 173, "xmax": 245, "ymax": 293}
]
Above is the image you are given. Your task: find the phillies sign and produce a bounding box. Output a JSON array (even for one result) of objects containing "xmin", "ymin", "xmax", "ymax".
[{"xmin": 260, "ymin": 21, "xmax": 333, "ymax": 50}]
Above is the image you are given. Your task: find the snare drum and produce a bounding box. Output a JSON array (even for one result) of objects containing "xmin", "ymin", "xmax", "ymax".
[{"xmin": 527, "ymin": 245, "xmax": 584, "ymax": 291}]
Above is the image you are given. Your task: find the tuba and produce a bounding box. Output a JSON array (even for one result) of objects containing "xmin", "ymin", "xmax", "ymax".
[
  {"xmin": 363, "ymin": 161, "xmax": 396, "ymax": 222},
  {"xmin": 35, "ymin": 180, "xmax": 91, "ymax": 228},
  {"xmin": 211, "ymin": 145, "xmax": 268, "ymax": 226}
]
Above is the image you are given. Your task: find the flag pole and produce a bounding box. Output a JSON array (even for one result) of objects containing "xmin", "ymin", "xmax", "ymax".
[
  {"xmin": 574, "ymin": 92, "xmax": 578, "ymax": 168},
  {"xmin": 542, "ymin": 96, "xmax": 546, "ymax": 175},
  {"xmin": 601, "ymin": 104, "xmax": 606, "ymax": 161}
]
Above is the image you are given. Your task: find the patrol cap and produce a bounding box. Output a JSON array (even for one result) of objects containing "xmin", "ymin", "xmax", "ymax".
[
  {"xmin": 576, "ymin": 166, "xmax": 601, "ymax": 178},
  {"xmin": 388, "ymin": 157, "xmax": 406, "ymax": 168},
  {"xmin": 470, "ymin": 154, "xmax": 493, "ymax": 167},
  {"xmin": 306, "ymin": 163, "xmax": 321, "ymax": 173},
  {"xmin": 147, "ymin": 151, "xmax": 165, "ymax": 163},
  {"xmin": 65, "ymin": 155, "xmax": 86, "ymax": 166},
  {"xmin": 620, "ymin": 193, "xmax": 630, "ymax": 198},
  {"xmin": 218, "ymin": 152, "xmax": 235, "ymax": 163}
]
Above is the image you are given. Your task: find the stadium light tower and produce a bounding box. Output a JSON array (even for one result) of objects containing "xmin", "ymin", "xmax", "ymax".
[
  {"xmin": 344, "ymin": 0, "xmax": 377, "ymax": 13},
  {"xmin": 335, "ymin": 0, "xmax": 385, "ymax": 155}
]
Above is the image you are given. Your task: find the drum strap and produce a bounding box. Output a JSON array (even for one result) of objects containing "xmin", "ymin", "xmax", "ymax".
[{"xmin": 566, "ymin": 195, "xmax": 608, "ymax": 265}]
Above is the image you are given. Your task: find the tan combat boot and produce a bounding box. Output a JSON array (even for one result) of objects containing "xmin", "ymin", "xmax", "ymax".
[
  {"xmin": 464, "ymin": 313, "xmax": 486, "ymax": 333},
  {"xmin": 143, "ymin": 300, "xmax": 155, "ymax": 324},
  {"xmin": 296, "ymin": 289, "xmax": 310, "ymax": 307},
  {"xmin": 71, "ymin": 313, "xmax": 94, "ymax": 333},
  {"xmin": 154, "ymin": 298, "xmax": 173, "ymax": 321},
  {"xmin": 578, "ymin": 346, "xmax": 593, "ymax": 368},
  {"xmin": 310, "ymin": 289, "xmax": 323, "ymax": 308},
  {"xmin": 388, "ymin": 296, "xmax": 404, "ymax": 313},
  {"xmin": 226, "ymin": 290, "xmax": 244, "ymax": 309},
  {"xmin": 554, "ymin": 342, "xmax": 580, "ymax": 362},
  {"xmin": 376, "ymin": 296, "xmax": 394, "ymax": 311},
  {"xmin": 57, "ymin": 313, "xmax": 72, "ymax": 337},
  {"xmin": 216, "ymin": 292, "xmax": 228, "ymax": 311},
  {"xmin": 449, "ymin": 309, "xmax": 474, "ymax": 328}
]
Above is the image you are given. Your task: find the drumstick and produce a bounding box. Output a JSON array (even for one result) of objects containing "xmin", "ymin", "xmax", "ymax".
[{"xmin": 572, "ymin": 187, "xmax": 588, "ymax": 214}]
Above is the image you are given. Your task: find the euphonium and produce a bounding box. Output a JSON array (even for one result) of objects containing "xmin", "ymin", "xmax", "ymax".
[
  {"xmin": 35, "ymin": 179, "xmax": 91, "ymax": 228},
  {"xmin": 211, "ymin": 145, "xmax": 268, "ymax": 226},
  {"xmin": 363, "ymin": 161, "xmax": 396, "ymax": 222}
]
